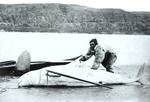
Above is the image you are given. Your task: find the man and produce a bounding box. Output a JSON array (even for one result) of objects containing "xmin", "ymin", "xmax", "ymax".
[{"xmin": 79, "ymin": 38, "xmax": 117, "ymax": 73}]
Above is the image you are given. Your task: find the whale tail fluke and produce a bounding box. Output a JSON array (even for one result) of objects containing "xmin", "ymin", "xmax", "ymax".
[{"xmin": 136, "ymin": 63, "xmax": 150, "ymax": 85}]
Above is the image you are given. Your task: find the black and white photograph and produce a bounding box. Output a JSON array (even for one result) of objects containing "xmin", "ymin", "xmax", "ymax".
[{"xmin": 0, "ymin": 0, "xmax": 150, "ymax": 102}]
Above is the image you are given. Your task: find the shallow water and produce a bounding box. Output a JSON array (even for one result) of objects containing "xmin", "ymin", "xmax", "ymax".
[
  {"xmin": 1, "ymin": 85, "xmax": 150, "ymax": 102},
  {"xmin": 0, "ymin": 66, "xmax": 150, "ymax": 102},
  {"xmin": 0, "ymin": 32, "xmax": 150, "ymax": 65}
]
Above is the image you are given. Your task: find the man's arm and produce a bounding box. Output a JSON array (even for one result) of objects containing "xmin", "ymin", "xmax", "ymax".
[
  {"xmin": 91, "ymin": 45, "xmax": 105, "ymax": 69},
  {"xmin": 80, "ymin": 48, "xmax": 94, "ymax": 62}
]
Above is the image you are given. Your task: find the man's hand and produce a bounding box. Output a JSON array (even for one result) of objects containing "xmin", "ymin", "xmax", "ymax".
[
  {"xmin": 79, "ymin": 58, "xmax": 83, "ymax": 63},
  {"xmin": 79, "ymin": 56, "xmax": 85, "ymax": 63},
  {"xmin": 91, "ymin": 64, "xmax": 99, "ymax": 70},
  {"xmin": 91, "ymin": 67, "xmax": 98, "ymax": 70}
]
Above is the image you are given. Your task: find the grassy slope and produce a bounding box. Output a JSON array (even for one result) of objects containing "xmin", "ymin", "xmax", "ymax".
[{"xmin": 0, "ymin": 3, "xmax": 150, "ymax": 34}]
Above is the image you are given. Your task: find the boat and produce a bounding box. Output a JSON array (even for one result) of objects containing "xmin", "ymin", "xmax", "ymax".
[
  {"xmin": 18, "ymin": 57, "xmax": 146, "ymax": 88},
  {"xmin": 0, "ymin": 60, "xmax": 71, "ymax": 75},
  {"xmin": 0, "ymin": 50, "xmax": 81, "ymax": 75},
  {"xmin": 0, "ymin": 60, "xmax": 16, "ymax": 75}
]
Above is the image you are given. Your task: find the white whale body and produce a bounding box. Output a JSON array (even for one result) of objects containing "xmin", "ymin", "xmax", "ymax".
[{"xmin": 18, "ymin": 57, "xmax": 146, "ymax": 87}]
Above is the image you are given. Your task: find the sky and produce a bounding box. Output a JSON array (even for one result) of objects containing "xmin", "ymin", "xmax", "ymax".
[{"xmin": 0, "ymin": 0, "xmax": 149, "ymax": 12}]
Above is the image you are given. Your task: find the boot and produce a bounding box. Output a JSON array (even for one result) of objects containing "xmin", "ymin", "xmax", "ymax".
[{"xmin": 106, "ymin": 67, "xmax": 114, "ymax": 73}]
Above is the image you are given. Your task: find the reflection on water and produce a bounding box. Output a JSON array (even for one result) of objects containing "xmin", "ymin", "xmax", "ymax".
[
  {"xmin": 0, "ymin": 85, "xmax": 150, "ymax": 102},
  {"xmin": 0, "ymin": 66, "xmax": 150, "ymax": 102}
]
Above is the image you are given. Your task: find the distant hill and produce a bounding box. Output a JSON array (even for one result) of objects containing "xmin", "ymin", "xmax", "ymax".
[{"xmin": 0, "ymin": 3, "xmax": 150, "ymax": 35}]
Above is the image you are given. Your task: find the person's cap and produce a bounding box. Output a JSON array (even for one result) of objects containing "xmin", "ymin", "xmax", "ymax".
[{"xmin": 89, "ymin": 38, "xmax": 98, "ymax": 45}]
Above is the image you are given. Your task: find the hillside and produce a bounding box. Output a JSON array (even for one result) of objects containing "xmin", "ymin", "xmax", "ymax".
[{"xmin": 0, "ymin": 3, "xmax": 150, "ymax": 34}]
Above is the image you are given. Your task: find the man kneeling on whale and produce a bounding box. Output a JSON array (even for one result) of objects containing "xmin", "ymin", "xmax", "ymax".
[{"xmin": 79, "ymin": 38, "xmax": 117, "ymax": 73}]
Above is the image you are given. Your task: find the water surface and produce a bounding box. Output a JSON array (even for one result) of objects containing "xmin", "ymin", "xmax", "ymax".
[{"xmin": 0, "ymin": 66, "xmax": 150, "ymax": 102}]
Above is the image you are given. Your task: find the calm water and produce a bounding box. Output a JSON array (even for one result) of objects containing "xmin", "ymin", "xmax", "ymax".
[
  {"xmin": 0, "ymin": 66, "xmax": 150, "ymax": 102},
  {"xmin": 0, "ymin": 32, "xmax": 150, "ymax": 65}
]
